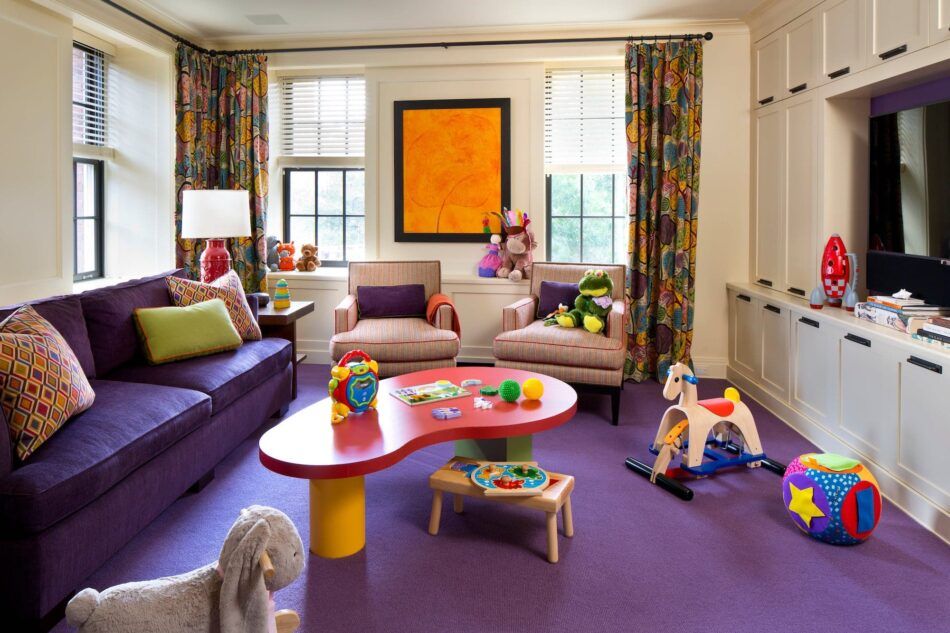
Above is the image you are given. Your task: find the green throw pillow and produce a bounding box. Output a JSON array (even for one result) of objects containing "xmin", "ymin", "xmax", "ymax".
[{"xmin": 133, "ymin": 299, "xmax": 242, "ymax": 364}]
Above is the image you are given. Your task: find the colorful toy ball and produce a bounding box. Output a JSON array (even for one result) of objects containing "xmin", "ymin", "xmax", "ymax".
[
  {"xmin": 522, "ymin": 378, "xmax": 544, "ymax": 400},
  {"xmin": 498, "ymin": 379, "xmax": 521, "ymax": 402},
  {"xmin": 782, "ymin": 453, "xmax": 881, "ymax": 545}
]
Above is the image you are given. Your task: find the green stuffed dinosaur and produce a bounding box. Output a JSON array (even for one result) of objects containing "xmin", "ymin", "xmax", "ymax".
[{"xmin": 545, "ymin": 269, "xmax": 614, "ymax": 334}]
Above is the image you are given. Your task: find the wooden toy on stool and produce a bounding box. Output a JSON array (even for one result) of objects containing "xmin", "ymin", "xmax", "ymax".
[
  {"xmin": 427, "ymin": 458, "xmax": 574, "ymax": 563},
  {"xmin": 625, "ymin": 363, "xmax": 785, "ymax": 500}
]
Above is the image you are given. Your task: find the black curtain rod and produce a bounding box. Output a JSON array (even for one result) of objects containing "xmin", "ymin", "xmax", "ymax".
[{"xmin": 98, "ymin": 0, "xmax": 712, "ymax": 56}]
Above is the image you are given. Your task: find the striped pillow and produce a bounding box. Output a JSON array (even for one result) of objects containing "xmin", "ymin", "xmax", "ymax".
[
  {"xmin": 0, "ymin": 306, "xmax": 96, "ymax": 460},
  {"xmin": 166, "ymin": 270, "xmax": 262, "ymax": 341}
]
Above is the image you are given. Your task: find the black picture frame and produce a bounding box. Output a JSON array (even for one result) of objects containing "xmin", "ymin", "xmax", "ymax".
[{"xmin": 394, "ymin": 98, "xmax": 511, "ymax": 243}]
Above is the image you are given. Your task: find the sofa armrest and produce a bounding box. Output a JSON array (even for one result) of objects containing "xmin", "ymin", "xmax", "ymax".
[
  {"xmin": 246, "ymin": 293, "xmax": 260, "ymax": 321},
  {"xmin": 607, "ymin": 299, "xmax": 627, "ymax": 341},
  {"xmin": 434, "ymin": 304, "xmax": 455, "ymax": 331},
  {"xmin": 334, "ymin": 294, "xmax": 359, "ymax": 334},
  {"xmin": 501, "ymin": 297, "xmax": 538, "ymax": 332},
  {"xmin": 0, "ymin": 406, "xmax": 11, "ymax": 477}
]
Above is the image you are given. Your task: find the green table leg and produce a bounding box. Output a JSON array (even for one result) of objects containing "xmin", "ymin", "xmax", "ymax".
[{"xmin": 454, "ymin": 435, "xmax": 533, "ymax": 461}]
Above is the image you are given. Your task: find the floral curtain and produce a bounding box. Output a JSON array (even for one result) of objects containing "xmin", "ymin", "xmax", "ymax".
[
  {"xmin": 175, "ymin": 44, "xmax": 269, "ymax": 292},
  {"xmin": 624, "ymin": 40, "xmax": 703, "ymax": 382}
]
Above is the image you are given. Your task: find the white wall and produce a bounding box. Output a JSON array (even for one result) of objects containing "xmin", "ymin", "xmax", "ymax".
[{"xmin": 0, "ymin": 0, "xmax": 73, "ymax": 304}]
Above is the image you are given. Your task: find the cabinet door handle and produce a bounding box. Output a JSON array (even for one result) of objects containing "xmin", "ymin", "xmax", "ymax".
[
  {"xmin": 845, "ymin": 333, "xmax": 871, "ymax": 347},
  {"xmin": 789, "ymin": 83, "xmax": 807, "ymax": 93},
  {"xmin": 758, "ymin": 96, "xmax": 774, "ymax": 105},
  {"xmin": 880, "ymin": 44, "xmax": 907, "ymax": 60},
  {"xmin": 737, "ymin": 294, "xmax": 752, "ymax": 302},
  {"xmin": 799, "ymin": 316, "xmax": 819, "ymax": 328},
  {"xmin": 788, "ymin": 287, "xmax": 806, "ymax": 296},
  {"xmin": 907, "ymin": 356, "xmax": 943, "ymax": 374},
  {"xmin": 828, "ymin": 66, "xmax": 850, "ymax": 79},
  {"xmin": 764, "ymin": 304, "xmax": 781, "ymax": 314},
  {"xmin": 757, "ymin": 278, "xmax": 773, "ymax": 287}
]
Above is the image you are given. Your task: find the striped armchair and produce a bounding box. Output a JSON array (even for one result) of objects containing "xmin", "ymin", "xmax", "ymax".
[
  {"xmin": 494, "ymin": 262, "xmax": 627, "ymax": 424},
  {"xmin": 330, "ymin": 261, "xmax": 459, "ymax": 378}
]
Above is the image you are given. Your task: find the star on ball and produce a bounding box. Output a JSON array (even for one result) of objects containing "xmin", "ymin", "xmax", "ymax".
[{"xmin": 788, "ymin": 482, "xmax": 825, "ymax": 527}]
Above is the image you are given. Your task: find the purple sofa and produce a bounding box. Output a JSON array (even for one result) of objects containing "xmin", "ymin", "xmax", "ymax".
[{"xmin": 0, "ymin": 270, "xmax": 292, "ymax": 630}]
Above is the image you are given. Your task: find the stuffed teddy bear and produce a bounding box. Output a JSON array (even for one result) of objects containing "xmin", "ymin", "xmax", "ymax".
[
  {"xmin": 496, "ymin": 226, "xmax": 538, "ymax": 282},
  {"xmin": 547, "ymin": 269, "xmax": 615, "ymax": 334},
  {"xmin": 266, "ymin": 236, "xmax": 281, "ymax": 271},
  {"xmin": 295, "ymin": 243, "xmax": 320, "ymax": 271},
  {"xmin": 276, "ymin": 242, "xmax": 296, "ymax": 271},
  {"xmin": 65, "ymin": 505, "xmax": 305, "ymax": 633}
]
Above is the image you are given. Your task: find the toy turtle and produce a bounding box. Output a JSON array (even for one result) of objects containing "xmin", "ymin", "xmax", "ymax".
[
  {"xmin": 547, "ymin": 269, "xmax": 614, "ymax": 334},
  {"xmin": 328, "ymin": 350, "xmax": 379, "ymax": 424}
]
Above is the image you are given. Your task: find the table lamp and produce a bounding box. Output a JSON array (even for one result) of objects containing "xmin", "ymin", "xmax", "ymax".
[{"xmin": 181, "ymin": 189, "xmax": 252, "ymax": 283}]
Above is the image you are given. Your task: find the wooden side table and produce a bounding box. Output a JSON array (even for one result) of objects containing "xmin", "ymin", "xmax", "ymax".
[{"xmin": 257, "ymin": 300, "xmax": 314, "ymax": 399}]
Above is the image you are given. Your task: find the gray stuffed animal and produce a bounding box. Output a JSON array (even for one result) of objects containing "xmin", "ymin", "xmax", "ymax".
[
  {"xmin": 65, "ymin": 505, "xmax": 305, "ymax": 633},
  {"xmin": 266, "ymin": 236, "xmax": 281, "ymax": 272}
]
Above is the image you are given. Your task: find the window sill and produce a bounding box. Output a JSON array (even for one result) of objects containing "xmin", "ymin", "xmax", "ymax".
[
  {"xmin": 73, "ymin": 277, "xmax": 124, "ymax": 293},
  {"xmin": 265, "ymin": 268, "xmax": 529, "ymax": 286}
]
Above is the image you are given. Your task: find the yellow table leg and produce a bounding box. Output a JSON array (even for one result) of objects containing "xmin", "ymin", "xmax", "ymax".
[{"xmin": 309, "ymin": 476, "xmax": 365, "ymax": 558}]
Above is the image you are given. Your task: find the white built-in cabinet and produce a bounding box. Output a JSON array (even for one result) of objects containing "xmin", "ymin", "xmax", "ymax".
[
  {"xmin": 785, "ymin": 8, "xmax": 821, "ymax": 94},
  {"xmin": 933, "ymin": 0, "xmax": 950, "ymax": 42},
  {"xmin": 821, "ymin": 0, "xmax": 867, "ymax": 80},
  {"xmin": 868, "ymin": 0, "xmax": 929, "ymax": 64},
  {"xmin": 727, "ymin": 283, "xmax": 950, "ymax": 535},
  {"xmin": 753, "ymin": 106, "xmax": 785, "ymax": 289},
  {"xmin": 754, "ymin": 31, "xmax": 785, "ymax": 106}
]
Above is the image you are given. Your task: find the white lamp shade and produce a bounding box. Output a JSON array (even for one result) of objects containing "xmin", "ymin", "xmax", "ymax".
[{"xmin": 181, "ymin": 190, "xmax": 252, "ymax": 239}]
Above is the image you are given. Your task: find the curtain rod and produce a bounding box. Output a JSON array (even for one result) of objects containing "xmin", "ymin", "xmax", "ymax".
[{"xmin": 98, "ymin": 0, "xmax": 712, "ymax": 56}]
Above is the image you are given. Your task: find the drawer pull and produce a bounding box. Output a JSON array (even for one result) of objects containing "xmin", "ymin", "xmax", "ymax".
[
  {"xmin": 799, "ymin": 317, "xmax": 819, "ymax": 328},
  {"xmin": 788, "ymin": 287, "xmax": 806, "ymax": 296},
  {"xmin": 737, "ymin": 294, "xmax": 752, "ymax": 303},
  {"xmin": 764, "ymin": 304, "xmax": 781, "ymax": 314},
  {"xmin": 757, "ymin": 278, "xmax": 773, "ymax": 287},
  {"xmin": 828, "ymin": 66, "xmax": 850, "ymax": 79},
  {"xmin": 845, "ymin": 333, "xmax": 871, "ymax": 347},
  {"xmin": 907, "ymin": 356, "xmax": 942, "ymax": 374},
  {"xmin": 789, "ymin": 83, "xmax": 807, "ymax": 93},
  {"xmin": 758, "ymin": 96, "xmax": 774, "ymax": 105},
  {"xmin": 880, "ymin": 44, "xmax": 907, "ymax": 60}
]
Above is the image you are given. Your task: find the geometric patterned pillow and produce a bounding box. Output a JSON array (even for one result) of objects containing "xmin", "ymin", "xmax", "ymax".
[
  {"xmin": 166, "ymin": 270, "xmax": 262, "ymax": 341},
  {"xmin": 0, "ymin": 305, "xmax": 96, "ymax": 461}
]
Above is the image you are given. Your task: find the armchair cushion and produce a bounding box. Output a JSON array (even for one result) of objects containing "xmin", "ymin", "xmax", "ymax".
[
  {"xmin": 494, "ymin": 320, "xmax": 625, "ymax": 370},
  {"xmin": 536, "ymin": 281, "xmax": 579, "ymax": 319},
  {"xmin": 330, "ymin": 318, "xmax": 459, "ymax": 363},
  {"xmin": 357, "ymin": 284, "xmax": 426, "ymax": 319}
]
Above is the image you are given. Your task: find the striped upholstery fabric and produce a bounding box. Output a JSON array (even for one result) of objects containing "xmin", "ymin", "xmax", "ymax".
[
  {"xmin": 495, "ymin": 359, "xmax": 620, "ymax": 387},
  {"xmin": 530, "ymin": 263, "xmax": 625, "ymax": 301},
  {"xmin": 434, "ymin": 304, "xmax": 454, "ymax": 331},
  {"xmin": 502, "ymin": 297, "xmax": 538, "ymax": 332},
  {"xmin": 330, "ymin": 318, "xmax": 459, "ymax": 363},
  {"xmin": 494, "ymin": 320, "xmax": 624, "ymax": 370},
  {"xmin": 376, "ymin": 358, "xmax": 455, "ymax": 378},
  {"xmin": 348, "ymin": 261, "xmax": 442, "ymax": 299},
  {"xmin": 334, "ymin": 294, "xmax": 358, "ymax": 334}
]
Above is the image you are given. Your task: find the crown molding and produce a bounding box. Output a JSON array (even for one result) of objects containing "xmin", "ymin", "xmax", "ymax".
[{"xmin": 743, "ymin": 0, "xmax": 821, "ymax": 40}]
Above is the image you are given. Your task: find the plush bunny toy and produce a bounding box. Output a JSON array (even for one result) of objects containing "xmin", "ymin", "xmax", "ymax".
[{"xmin": 65, "ymin": 505, "xmax": 305, "ymax": 633}]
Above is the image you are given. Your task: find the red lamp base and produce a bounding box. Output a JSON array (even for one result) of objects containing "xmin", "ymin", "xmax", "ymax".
[{"xmin": 199, "ymin": 238, "xmax": 232, "ymax": 283}]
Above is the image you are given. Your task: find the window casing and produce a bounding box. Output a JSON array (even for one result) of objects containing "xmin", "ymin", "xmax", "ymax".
[
  {"xmin": 544, "ymin": 68, "xmax": 627, "ymax": 264},
  {"xmin": 283, "ymin": 168, "xmax": 365, "ymax": 266}
]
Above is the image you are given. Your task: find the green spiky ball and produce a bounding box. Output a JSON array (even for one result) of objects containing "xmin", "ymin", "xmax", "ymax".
[{"xmin": 498, "ymin": 379, "xmax": 521, "ymax": 402}]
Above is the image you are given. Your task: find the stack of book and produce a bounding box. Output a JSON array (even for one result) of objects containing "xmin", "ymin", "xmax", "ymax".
[
  {"xmin": 915, "ymin": 317, "xmax": 950, "ymax": 349},
  {"xmin": 854, "ymin": 295, "xmax": 950, "ymax": 333}
]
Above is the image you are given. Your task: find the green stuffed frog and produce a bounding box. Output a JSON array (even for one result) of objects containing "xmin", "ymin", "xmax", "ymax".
[{"xmin": 549, "ymin": 269, "xmax": 614, "ymax": 334}]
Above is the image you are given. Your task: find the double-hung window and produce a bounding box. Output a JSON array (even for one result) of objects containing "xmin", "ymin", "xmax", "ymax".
[
  {"xmin": 544, "ymin": 68, "xmax": 628, "ymax": 264},
  {"xmin": 280, "ymin": 75, "xmax": 365, "ymax": 266},
  {"xmin": 72, "ymin": 43, "xmax": 108, "ymax": 281}
]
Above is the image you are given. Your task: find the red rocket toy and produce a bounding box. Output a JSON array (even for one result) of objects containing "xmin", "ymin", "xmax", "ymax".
[{"xmin": 810, "ymin": 234, "xmax": 859, "ymax": 310}]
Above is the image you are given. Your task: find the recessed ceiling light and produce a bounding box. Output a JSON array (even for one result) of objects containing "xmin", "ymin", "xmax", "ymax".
[{"xmin": 245, "ymin": 14, "xmax": 288, "ymax": 26}]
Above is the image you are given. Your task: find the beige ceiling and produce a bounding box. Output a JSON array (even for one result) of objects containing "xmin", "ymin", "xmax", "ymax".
[{"xmin": 132, "ymin": 0, "xmax": 760, "ymax": 40}]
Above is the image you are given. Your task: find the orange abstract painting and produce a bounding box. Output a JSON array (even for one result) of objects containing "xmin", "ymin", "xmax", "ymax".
[{"xmin": 394, "ymin": 99, "xmax": 510, "ymax": 242}]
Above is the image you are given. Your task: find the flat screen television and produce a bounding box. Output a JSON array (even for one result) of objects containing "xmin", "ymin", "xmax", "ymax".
[{"xmin": 867, "ymin": 98, "xmax": 950, "ymax": 306}]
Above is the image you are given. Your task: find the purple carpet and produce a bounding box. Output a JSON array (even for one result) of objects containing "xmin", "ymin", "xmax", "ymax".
[{"xmin": 53, "ymin": 365, "xmax": 950, "ymax": 632}]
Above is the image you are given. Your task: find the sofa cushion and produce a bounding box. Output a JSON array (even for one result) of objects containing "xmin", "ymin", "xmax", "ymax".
[
  {"xmin": 330, "ymin": 318, "xmax": 459, "ymax": 362},
  {"xmin": 494, "ymin": 319, "xmax": 625, "ymax": 370},
  {"xmin": 0, "ymin": 294, "xmax": 95, "ymax": 378},
  {"xmin": 0, "ymin": 379, "xmax": 210, "ymax": 535},
  {"xmin": 357, "ymin": 284, "xmax": 426, "ymax": 319},
  {"xmin": 167, "ymin": 270, "xmax": 262, "ymax": 341},
  {"xmin": 133, "ymin": 299, "xmax": 243, "ymax": 365},
  {"xmin": 80, "ymin": 270, "xmax": 184, "ymax": 376},
  {"xmin": 108, "ymin": 338, "xmax": 291, "ymax": 414},
  {"xmin": 536, "ymin": 281, "xmax": 579, "ymax": 319},
  {"xmin": 0, "ymin": 306, "xmax": 97, "ymax": 461}
]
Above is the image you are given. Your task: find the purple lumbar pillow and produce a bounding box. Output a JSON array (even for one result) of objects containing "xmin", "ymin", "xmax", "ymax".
[
  {"xmin": 537, "ymin": 281, "xmax": 579, "ymax": 319},
  {"xmin": 357, "ymin": 284, "xmax": 426, "ymax": 319}
]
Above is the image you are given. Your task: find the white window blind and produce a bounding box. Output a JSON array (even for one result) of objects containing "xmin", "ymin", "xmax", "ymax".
[
  {"xmin": 544, "ymin": 68, "xmax": 626, "ymax": 167},
  {"xmin": 280, "ymin": 75, "xmax": 366, "ymax": 157},
  {"xmin": 72, "ymin": 43, "xmax": 108, "ymax": 147}
]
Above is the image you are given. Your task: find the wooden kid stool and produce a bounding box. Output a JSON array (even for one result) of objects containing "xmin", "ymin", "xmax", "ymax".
[{"xmin": 428, "ymin": 458, "xmax": 575, "ymax": 563}]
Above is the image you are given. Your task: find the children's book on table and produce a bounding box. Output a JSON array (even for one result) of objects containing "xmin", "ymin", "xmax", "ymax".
[{"xmin": 390, "ymin": 381, "xmax": 471, "ymax": 406}]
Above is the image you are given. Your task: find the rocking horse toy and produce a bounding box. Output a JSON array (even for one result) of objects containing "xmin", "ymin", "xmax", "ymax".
[{"xmin": 625, "ymin": 363, "xmax": 785, "ymax": 500}]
